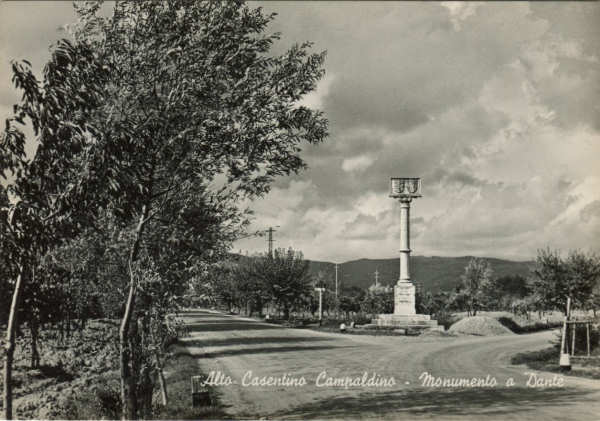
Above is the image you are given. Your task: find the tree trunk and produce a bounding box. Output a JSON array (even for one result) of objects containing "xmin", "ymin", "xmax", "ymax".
[
  {"xmin": 120, "ymin": 205, "xmax": 149, "ymax": 420},
  {"xmin": 155, "ymin": 351, "xmax": 168, "ymax": 406},
  {"xmin": 3, "ymin": 265, "xmax": 24, "ymax": 420},
  {"xmin": 30, "ymin": 318, "xmax": 40, "ymax": 369},
  {"xmin": 141, "ymin": 375, "xmax": 153, "ymax": 419},
  {"xmin": 66, "ymin": 309, "xmax": 71, "ymax": 339},
  {"xmin": 129, "ymin": 319, "xmax": 140, "ymax": 420}
]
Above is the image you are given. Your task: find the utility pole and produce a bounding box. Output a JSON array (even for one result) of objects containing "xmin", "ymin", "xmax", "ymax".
[
  {"xmin": 335, "ymin": 264, "xmax": 339, "ymax": 299},
  {"xmin": 315, "ymin": 287, "xmax": 325, "ymax": 326},
  {"xmin": 375, "ymin": 269, "xmax": 379, "ymax": 287},
  {"xmin": 266, "ymin": 226, "xmax": 279, "ymax": 257}
]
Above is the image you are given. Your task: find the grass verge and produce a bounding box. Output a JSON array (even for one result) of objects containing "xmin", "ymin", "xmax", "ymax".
[
  {"xmin": 151, "ymin": 353, "xmax": 225, "ymax": 420},
  {"xmin": 511, "ymin": 347, "xmax": 600, "ymax": 380},
  {"xmin": 60, "ymin": 353, "xmax": 225, "ymax": 419}
]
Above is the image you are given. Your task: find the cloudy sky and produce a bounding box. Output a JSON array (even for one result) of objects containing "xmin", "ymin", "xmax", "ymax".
[{"xmin": 1, "ymin": 2, "xmax": 599, "ymax": 262}]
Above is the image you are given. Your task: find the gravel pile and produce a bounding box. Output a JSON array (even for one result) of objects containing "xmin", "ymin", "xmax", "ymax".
[{"xmin": 448, "ymin": 316, "xmax": 514, "ymax": 336}]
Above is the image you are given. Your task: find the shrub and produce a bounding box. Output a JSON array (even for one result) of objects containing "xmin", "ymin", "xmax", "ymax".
[
  {"xmin": 567, "ymin": 323, "xmax": 600, "ymax": 355},
  {"xmin": 94, "ymin": 384, "xmax": 121, "ymax": 420}
]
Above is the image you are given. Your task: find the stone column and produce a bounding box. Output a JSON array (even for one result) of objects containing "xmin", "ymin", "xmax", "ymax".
[
  {"xmin": 395, "ymin": 198, "xmax": 415, "ymax": 315},
  {"xmin": 399, "ymin": 199, "xmax": 411, "ymax": 282}
]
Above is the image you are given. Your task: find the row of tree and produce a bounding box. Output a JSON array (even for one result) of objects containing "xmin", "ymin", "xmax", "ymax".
[
  {"xmin": 210, "ymin": 249, "xmax": 600, "ymax": 323},
  {"xmin": 196, "ymin": 249, "xmax": 397, "ymax": 321},
  {"xmin": 413, "ymin": 250, "xmax": 599, "ymax": 321},
  {"xmin": 1, "ymin": 1, "xmax": 328, "ymax": 419},
  {"xmin": 196, "ymin": 248, "xmax": 313, "ymax": 319}
]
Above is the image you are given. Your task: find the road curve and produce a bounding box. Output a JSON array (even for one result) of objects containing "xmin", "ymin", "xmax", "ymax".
[{"xmin": 177, "ymin": 310, "xmax": 600, "ymax": 420}]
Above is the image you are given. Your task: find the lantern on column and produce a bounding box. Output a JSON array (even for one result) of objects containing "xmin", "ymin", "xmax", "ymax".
[{"xmin": 390, "ymin": 177, "xmax": 421, "ymax": 199}]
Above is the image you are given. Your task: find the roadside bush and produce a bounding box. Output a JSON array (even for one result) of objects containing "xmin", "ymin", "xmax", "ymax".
[
  {"xmin": 433, "ymin": 309, "xmax": 454, "ymax": 330},
  {"xmin": 353, "ymin": 315, "xmax": 372, "ymax": 325},
  {"xmin": 94, "ymin": 383, "xmax": 121, "ymax": 419},
  {"xmin": 568, "ymin": 323, "xmax": 600, "ymax": 355},
  {"xmin": 61, "ymin": 378, "xmax": 121, "ymax": 420}
]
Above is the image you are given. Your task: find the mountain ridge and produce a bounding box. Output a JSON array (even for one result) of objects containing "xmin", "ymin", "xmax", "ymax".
[
  {"xmin": 306, "ymin": 255, "xmax": 534, "ymax": 293},
  {"xmin": 229, "ymin": 253, "xmax": 534, "ymax": 293}
]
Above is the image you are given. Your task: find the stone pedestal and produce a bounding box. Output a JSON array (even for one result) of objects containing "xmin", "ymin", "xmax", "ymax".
[
  {"xmin": 375, "ymin": 314, "xmax": 442, "ymax": 330},
  {"xmin": 394, "ymin": 282, "xmax": 415, "ymax": 315}
]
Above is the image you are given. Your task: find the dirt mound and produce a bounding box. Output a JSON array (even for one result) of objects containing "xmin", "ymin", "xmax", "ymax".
[{"xmin": 448, "ymin": 316, "xmax": 515, "ymax": 336}]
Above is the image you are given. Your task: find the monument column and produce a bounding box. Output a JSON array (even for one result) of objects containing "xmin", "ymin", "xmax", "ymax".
[
  {"xmin": 389, "ymin": 178, "xmax": 421, "ymax": 316},
  {"xmin": 376, "ymin": 177, "xmax": 440, "ymax": 330},
  {"xmin": 399, "ymin": 198, "xmax": 411, "ymax": 282}
]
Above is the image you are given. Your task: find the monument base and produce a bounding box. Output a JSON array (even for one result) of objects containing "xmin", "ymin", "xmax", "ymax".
[
  {"xmin": 394, "ymin": 282, "xmax": 416, "ymax": 315},
  {"xmin": 373, "ymin": 314, "xmax": 442, "ymax": 330}
]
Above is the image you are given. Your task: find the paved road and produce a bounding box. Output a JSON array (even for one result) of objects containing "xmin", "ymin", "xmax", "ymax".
[{"xmin": 177, "ymin": 310, "xmax": 600, "ymax": 420}]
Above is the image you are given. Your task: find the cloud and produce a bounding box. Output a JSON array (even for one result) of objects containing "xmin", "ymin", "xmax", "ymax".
[
  {"xmin": 237, "ymin": 2, "xmax": 600, "ymax": 261},
  {"xmin": 297, "ymin": 73, "xmax": 335, "ymax": 111},
  {"xmin": 580, "ymin": 200, "xmax": 600, "ymax": 224},
  {"xmin": 341, "ymin": 155, "xmax": 375, "ymax": 173},
  {"xmin": 440, "ymin": 2, "xmax": 484, "ymax": 31},
  {"xmin": 2, "ymin": 1, "xmax": 599, "ymax": 262}
]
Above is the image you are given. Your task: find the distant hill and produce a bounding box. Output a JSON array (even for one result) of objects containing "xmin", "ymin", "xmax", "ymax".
[
  {"xmin": 227, "ymin": 253, "xmax": 534, "ymax": 294},
  {"xmin": 307, "ymin": 256, "xmax": 534, "ymax": 293}
]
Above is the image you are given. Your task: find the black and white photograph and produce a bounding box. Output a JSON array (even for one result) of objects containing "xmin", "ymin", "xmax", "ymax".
[{"xmin": 1, "ymin": 1, "xmax": 599, "ymax": 420}]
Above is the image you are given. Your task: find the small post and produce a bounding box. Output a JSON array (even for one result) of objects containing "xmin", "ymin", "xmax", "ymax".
[
  {"xmin": 587, "ymin": 322, "xmax": 591, "ymax": 357},
  {"xmin": 571, "ymin": 322, "xmax": 576, "ymax": 356},
  {"xmin": 559, "ymin": 297, "xmax": 571, "ymax": 371},
  {"xmin": 335, "ymin": 264, "xmax": 339, "ymax": 299},
  {"xmin": 315, "ymin": 287, "xmax": 325, "ymax": 326},
  {"xmin": 191, "ymin": 375, "xmax": 210, "ymax": 407}
]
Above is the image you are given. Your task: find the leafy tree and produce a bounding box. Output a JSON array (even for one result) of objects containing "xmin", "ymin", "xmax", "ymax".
[
  {"xmin": 195, "ymin": 261, "xmax": 242, "ymax": 312},
  {"xmin": 312, "ymin": 270, "xmax": 329, "ymax": 289},
  {"xmin": 532, "ymin": 248, "xmax": 567, "ymax": 313},
  {"xmin": 587, "ymin": 292, "xmax": 600, "ymax": 317},
  {"xmin": 483, "ymin": 274, "xmax": 530, "ymax": 310},
  {"xmin": 478, "ymin": 274, "xmax": 529, "ymax": 311},
  {"xmin": 460, "ymin": 258, "xmax": 493, "ymax": 316},
  {"xmin": 0, "ymin": 187, "xmax": 13, "ymax": 325},
  {"xmin": 532, "ymin": 248, "xmax": 600, "ymax": 314},
  {"xmin": 338, "ymin": 286, "xmax": 364, "ymax": 319},
  {"xmin": 361, "ymin": 284, "xmax": 393, "ymax": 316},
  {"xmin": 565, "ymin": 250, "xmax": 600, "ymax": 311},
  {"xmin": 69, "ymin": 1, "xmax": 327, "ymax": 417},
  {"xmin": 1, "ymin": 38, "xmax": 109, "ymax": 419},
  {"xmin": 248, "ymin": 248, "xmax": 312, "ymax": 319}
]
